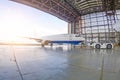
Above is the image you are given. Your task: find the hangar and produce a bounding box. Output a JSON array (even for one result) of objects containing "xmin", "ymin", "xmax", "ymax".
[
  {"xmin": 0, "ymin": 0, "xmax": 119, "ymax": 80},
  {"xmin": 12, "ymin": 0, "xmax": 120, "ymax": 44}
]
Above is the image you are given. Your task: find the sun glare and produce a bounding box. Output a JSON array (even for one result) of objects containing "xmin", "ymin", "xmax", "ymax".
[
  {"xmin": 0, "ymin": 1, "xmax": 67, "ymax": 43},
  {"xmin": 0, "ymin": 8, "xmax": 35, "ymax": 43}
]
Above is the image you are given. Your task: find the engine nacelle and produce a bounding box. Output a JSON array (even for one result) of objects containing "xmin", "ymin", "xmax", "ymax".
[{"xmin": 41, "ymin": 40, "xmax": 50, "ymax": 47}]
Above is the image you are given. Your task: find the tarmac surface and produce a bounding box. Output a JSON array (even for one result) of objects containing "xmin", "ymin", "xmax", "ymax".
[{"xmin": 0, "ymin": 45, "xmax": 120, "ymax": 80}]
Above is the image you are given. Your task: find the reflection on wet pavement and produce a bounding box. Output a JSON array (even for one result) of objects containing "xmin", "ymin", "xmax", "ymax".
[{"xmin": 0, "ymin": 45, "xmax": 120, "ymax": 80}]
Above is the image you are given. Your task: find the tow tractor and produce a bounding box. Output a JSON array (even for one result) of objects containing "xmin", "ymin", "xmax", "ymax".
[{"xmin": 90, "ymin": 41, "xmax": 113, "ymax": 49}]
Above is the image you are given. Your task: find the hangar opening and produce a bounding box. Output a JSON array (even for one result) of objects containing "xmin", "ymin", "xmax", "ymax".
[
  {"xmin": 11, "ymin": 0, "xmax": 120, "ymax": 48},
  {"xmin": 0, "ymin": 0, "xmax": 120, "ymax": 80}
]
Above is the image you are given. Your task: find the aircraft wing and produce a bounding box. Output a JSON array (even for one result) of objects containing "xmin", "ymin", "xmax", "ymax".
[{"xmin": 23, "ymin": 37, "xmax": 43, "ymax": 42}]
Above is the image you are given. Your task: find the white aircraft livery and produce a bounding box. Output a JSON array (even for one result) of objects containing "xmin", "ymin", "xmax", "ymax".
[{"xmin": 25, "ymin": 34, "xmax": 85, "ymax": 46}]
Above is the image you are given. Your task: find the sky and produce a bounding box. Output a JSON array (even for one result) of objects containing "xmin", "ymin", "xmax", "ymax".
[{"xmin": 0, "ymin": 0, "xmax": 67, "ymax": 42}]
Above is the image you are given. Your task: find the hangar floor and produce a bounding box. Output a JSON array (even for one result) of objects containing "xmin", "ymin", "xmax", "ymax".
[{"xmin": 0, "ymin": 45, "xmax": 120, "ymax": 80}]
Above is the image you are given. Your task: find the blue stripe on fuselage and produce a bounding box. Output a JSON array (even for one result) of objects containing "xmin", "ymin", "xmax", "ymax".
[{"xmin": 50, "ymin": 41, "xmax": 83, "ymax": 45}]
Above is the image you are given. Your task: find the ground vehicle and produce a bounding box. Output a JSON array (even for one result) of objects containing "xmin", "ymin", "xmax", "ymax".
[{"xmin": 90, "ymin": 42, "xmax": 113, "ymax": 49}]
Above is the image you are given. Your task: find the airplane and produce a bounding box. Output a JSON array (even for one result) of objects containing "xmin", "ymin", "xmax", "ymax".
[{"xmin": 24, "ymin": 34, "xmax": 85, "ymax": 47}]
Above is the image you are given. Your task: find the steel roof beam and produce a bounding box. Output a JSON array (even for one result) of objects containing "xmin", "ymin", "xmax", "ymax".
[
  {"xmin": 64, "ymin": 0, "xmax": 81, "ymax": 16},
  {"xmin": 11, "ymin": 0, "xmax": 120, "ymax": 22}
]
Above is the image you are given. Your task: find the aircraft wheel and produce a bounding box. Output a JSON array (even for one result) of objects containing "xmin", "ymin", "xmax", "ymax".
[{"xmin": 41, "ymin": 44, "xmax": 44, "ymax": 47}]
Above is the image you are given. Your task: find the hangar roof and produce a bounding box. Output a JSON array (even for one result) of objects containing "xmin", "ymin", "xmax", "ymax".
[{"xmin": 11, "ymin": 0, "xmax": 120, "ymax": 22}]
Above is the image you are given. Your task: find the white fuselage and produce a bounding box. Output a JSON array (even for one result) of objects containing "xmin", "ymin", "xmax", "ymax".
[{"xmin": 41, "ymin": 34, "xmax": 85, "ymax": 41}]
